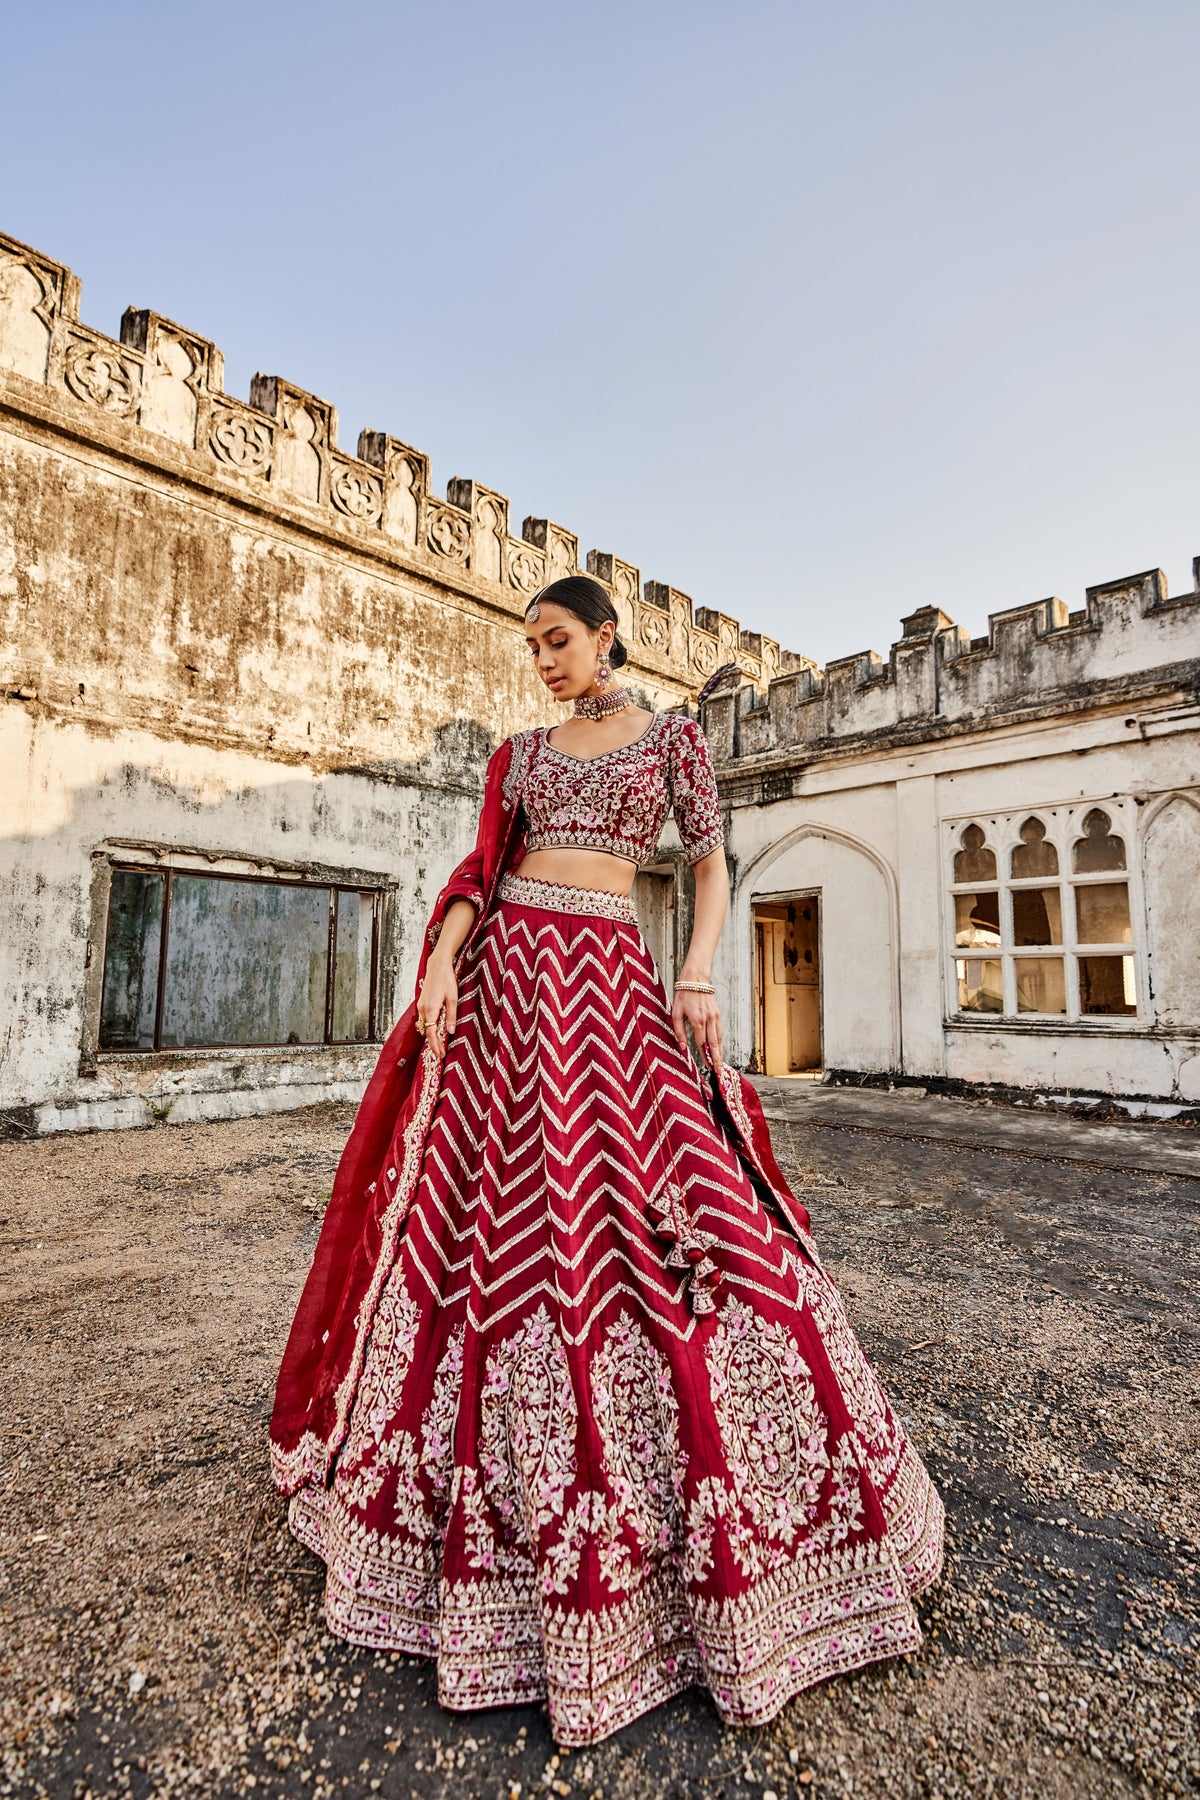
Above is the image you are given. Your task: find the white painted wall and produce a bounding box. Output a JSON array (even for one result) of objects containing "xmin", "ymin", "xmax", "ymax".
[{"xmin": 721, "ymin": 708, "xmax": 1200, "ymax": 1102}]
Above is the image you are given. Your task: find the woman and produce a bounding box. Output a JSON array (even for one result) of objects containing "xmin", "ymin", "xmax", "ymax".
[{"xmin": 270, "ymin": 575, "xmax": 944, "ymax": 1747}]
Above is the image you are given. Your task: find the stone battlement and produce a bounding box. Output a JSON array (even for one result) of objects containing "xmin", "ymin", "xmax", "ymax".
[
  {"xmin": 0, "ymin": 228, "xmax": 797, "ymax": 697},
  {"xmin": 701, "ymin": 569, "xmax": 1200, "ymax": 766}
]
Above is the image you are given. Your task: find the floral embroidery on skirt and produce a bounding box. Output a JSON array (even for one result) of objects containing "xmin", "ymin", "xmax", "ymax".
[{"xmin": 286, "ymin": 882, "xmax": 944, "ymax": 1746}]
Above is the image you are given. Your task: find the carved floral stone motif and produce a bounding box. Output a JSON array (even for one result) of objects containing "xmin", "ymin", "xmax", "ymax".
[
  {"xmin": 547, "ymin": 528, "xmax": 576, "ymax": 580},
  {"xmin": 640, "ymin": 610, "xmax": 669, "ymax": 649},
  {"xmin": 331, "ymin": 463, "xmax": 384, "ymax": 524},
  {"xmin": 587, "ymin": 552, "xmax": 639, "ymax": 642},
  {"xmin": 427, "ymin": 504, "xmax": 470, "ymax": 563},
  {"xmin": 612, "ymin": 565, "xmax": 638, "ymax": 605},
  {"xmin": 523, "ymin": 518, "xmax": 578, "ymax": 580},
  {"xmin": 691, "ymin": 636, "xmax": 719, "ymax": 676},
  {"xmin": 473, "ymin": 497, "xmax": 503, "ymax": 583},
  {"xmin": 274, "ymin": 402, "xmax": 321, "ymax": 503},
  {"xmin": 210, "ymin": 406, "xmax": 272, "ymax": 474},
  {"xmin": 64, "ymin": 342, "xmax": 138, "ymax": 416},
  {"xmin": 508, "ymin": 548, "xmax": 544, "ymax": 594}
]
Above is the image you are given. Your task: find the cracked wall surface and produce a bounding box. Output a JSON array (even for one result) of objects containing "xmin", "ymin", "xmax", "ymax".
[
  {"xmin": 3, "ymin": 226, "xmax": 789, "ymax": 1130},
  {"xmin": 2, "ymin": 223, "xmax": 1198, "ymax": 1126}
]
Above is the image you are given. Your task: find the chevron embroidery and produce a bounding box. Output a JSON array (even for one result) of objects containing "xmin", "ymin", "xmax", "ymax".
[{"xmin": 284, "ymin": 879, "xmax": 944, "ymax": 1746}]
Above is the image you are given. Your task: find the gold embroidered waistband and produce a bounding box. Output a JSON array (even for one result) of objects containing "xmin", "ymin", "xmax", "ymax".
[{"xmin": 497, "ymin": 872, "xmax": 640, "ymax": 924}]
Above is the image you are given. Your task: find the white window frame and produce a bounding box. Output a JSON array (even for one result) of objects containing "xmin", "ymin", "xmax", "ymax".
[{"xmin": 942, "ymin": 797, "xmax": 1147, "ymax": 1027}]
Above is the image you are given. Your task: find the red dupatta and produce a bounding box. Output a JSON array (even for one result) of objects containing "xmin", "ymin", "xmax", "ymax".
[
  {"xmin": 269, "ymin": 728, "xmax": 816, "ymax": 1498},
  {"xmin": 270, "ymin": 735, "xmax": 527, "ymax": 1494}
]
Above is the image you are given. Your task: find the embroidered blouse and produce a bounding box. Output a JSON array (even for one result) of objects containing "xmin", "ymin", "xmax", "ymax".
[{"xmin": 501, "ymin": 710, "xmax": 725, "ymax": 868}]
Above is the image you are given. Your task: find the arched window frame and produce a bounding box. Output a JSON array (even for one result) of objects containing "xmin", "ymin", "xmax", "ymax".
[{"xmin": 944, "ymin": 799, "xmax": 1145, "ymax": 1025}]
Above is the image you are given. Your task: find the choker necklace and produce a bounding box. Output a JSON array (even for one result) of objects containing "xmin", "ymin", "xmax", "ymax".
[{"xmin": 572, "ymin": 686, "xmax": 633, "ymax": 719}]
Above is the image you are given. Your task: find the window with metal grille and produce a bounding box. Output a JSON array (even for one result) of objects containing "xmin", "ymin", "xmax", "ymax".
[{"xmin": 98, "ymin": 866, "xmax": 381, "ymax": 1052}]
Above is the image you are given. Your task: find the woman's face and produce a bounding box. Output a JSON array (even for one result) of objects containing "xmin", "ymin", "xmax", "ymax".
[{"xmin": 524, "ymin": 603, "xmax": 615, "ymax": 700}]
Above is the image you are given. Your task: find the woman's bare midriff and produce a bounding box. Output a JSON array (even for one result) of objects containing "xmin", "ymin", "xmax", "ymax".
[{"xmin": 513, "ymin": 846, "xmax": 638, "ymax": 897}]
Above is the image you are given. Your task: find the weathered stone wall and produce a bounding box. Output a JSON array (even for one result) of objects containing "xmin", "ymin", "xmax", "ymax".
[
  {"xmin": 0, "ymin": 225, "xmax": 803, "ymax": 1133},
  {"xmin": 701, "ymin": 576, "xmax": 1200, "ymax": 770},
  {"xmin": 0, "ymin": 226, "xmax": 796, "ymax": 765},
  {"xmin": 4, "ymin": 222, "xmax": 1198, "ymax": 1127}
]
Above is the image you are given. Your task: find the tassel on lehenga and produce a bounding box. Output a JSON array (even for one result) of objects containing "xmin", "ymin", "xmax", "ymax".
[{"xmin": 649, "ymin": 1184, "xmax": 722, "ymax": 1314}]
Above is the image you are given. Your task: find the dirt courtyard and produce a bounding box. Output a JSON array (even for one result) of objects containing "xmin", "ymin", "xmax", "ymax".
[{"xmin": 1, "ymin": 1087, "xmax": 1197, "ymax": 1800}]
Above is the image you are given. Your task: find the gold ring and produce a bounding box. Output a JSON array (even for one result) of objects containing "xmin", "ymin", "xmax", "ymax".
[{"xmin": 415, "ymin": 1018, "xmax": 427, "ymax": 1036}]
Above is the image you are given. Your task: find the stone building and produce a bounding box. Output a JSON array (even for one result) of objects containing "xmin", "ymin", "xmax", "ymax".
[
  {"xmin": 0, "ymin": 228, "xmax": 796, "ymax": 1135},
  {"xmin": 2, "ymin": 225, "xmax": 1197, "ymax": 1133},
  {"xmin": 701, "ymin": 583, "xmax": 1200, "ymax": 1110}
]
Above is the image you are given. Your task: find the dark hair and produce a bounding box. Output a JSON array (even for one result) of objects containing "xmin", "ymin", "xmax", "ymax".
[{"xmin": 525, "ymin": 573, "xmax": 629, "ymax": 669}]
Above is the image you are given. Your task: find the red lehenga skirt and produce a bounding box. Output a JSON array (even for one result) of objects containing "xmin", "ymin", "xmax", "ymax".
[{"xmin": 287, "ymin": 872, "xmax": 944, "ymax": 1746}]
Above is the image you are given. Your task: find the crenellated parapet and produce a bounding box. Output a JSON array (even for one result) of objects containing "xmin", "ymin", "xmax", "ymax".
[
  {"xmin": 0, "ymin": 229, "xmax": 801, "ymax": 698},
  {"xmin": 703, "ymin": 574, "xmax": 1200, "ymax": 767}
]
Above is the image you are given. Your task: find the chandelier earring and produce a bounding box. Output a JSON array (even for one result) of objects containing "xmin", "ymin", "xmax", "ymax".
[{"xmin": 573, "ymin": 630, "xmax": 633, "ymax": 719}]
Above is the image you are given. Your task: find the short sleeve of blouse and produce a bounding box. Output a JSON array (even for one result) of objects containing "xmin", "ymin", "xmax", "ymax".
[{"xmin": 667, "ymin": 717, "xmax": 725, "ymax": 864}]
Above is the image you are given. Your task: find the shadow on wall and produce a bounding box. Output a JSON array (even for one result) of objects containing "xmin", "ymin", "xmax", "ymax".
[{"xmin": 0, "ymin": 715, "xmax": 500, "ymax": 1123}]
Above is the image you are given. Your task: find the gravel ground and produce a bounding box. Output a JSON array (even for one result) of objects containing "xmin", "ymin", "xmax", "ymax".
[{"xmin": 1, "ymin": 1091, "xmax": 1197, "ymax": 1800}]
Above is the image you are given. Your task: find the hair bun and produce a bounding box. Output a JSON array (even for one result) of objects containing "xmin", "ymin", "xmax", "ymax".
[{"xmin": 609, "ymin": 633, "xmax": 629, "ymax": 670}]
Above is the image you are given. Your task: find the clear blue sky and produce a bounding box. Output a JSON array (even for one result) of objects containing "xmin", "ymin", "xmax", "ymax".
[{"xmin": 3, "ymin": 1, "xmax": 1199, "ymax": 667}]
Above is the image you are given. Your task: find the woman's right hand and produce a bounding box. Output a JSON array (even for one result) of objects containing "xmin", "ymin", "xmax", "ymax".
[{"xmin": 416, "ymin": 955, "xmax": 458, "ymax": 1059}]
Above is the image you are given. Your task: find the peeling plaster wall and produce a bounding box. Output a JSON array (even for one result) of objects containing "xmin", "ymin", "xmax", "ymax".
[
  {"xmin": 0, "ymin": 706, "xmax": 483, "ymax": 1130},
  {"xmin": 0, "ymin": 388, "xmax": 668, "ymax": 782},
  {"xmin": 2, "ymin": 225, "xmax": 803, "ymax": 1134},
  {"xmin": 3, "ymin": 223, "xmax": 1199, "ymax": 1127}
]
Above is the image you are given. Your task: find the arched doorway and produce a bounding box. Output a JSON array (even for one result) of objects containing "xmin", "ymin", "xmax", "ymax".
[
  {"xmin": 753, "ymin": 892, "xmax": 821, "ymax": 1075},
  {"xmin": 739, "ymin": 823, "xmax": 899, "ymax": 1076}
]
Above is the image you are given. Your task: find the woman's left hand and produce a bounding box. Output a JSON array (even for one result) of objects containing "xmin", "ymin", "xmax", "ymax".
[{"xmin": 671, "ymin": 987, "xmax": 724, "ymax": 1080}]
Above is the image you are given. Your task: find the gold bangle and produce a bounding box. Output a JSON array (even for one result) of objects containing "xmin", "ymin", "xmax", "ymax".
[{"xmin": 675, "ymin": 980, "xmax": 716, "ymax": 994}]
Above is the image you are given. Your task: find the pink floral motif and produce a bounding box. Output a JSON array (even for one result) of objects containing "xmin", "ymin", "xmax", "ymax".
[
  {"xmin": 589, "ymin": 1315, "xmax": 687, "ymax": 1584},
  {"xmin": 798, "ymin": 1262, "xmax": 902, "ymax": 1488},
  {"xmin": 479, "ymin": 1305, "xmax": 579, "ymax": 1545},
  {"xmin": 510, "ymin": 712, "xmax": 725, "ymax": 867},
  {"xmin": 420, "ymin": 1326, "xmax": 464, "ymax": 1515}
]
